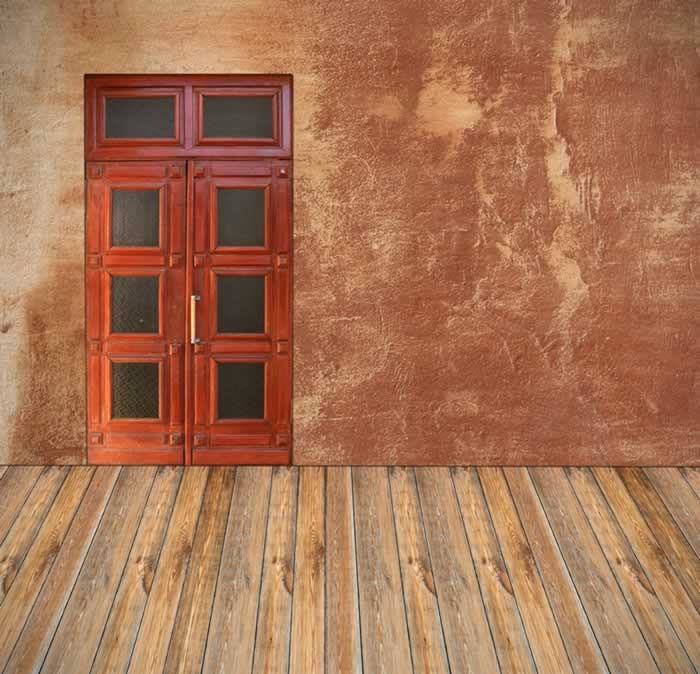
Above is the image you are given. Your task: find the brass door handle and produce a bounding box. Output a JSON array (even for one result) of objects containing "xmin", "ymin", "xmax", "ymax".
[{"xmin": 190, "ymin": 294, "xmax": 200, "ymax": 344}]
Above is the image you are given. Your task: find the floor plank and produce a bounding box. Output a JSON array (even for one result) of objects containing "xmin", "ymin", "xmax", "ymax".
[
  {"xmin": 479, "ymin": 467, "xmax": 574, "ymax": 674},
  {"xmin": 202, "ymin": 467, "xmax": 272, "ymax": 674},
  {"xmin": 529, "ymin": 467, "xmax": 659, "ymax": 674},
  {"xmin": 290, "ymin": 466, "xmax": 326, "ymax": 674},
  {"xmin": 1, "ymin": 467, "xmax": 118, "ymax": 674},
  {"xmin": 568, "ymin": 467, "xmax": 694, "ymax": 673},
  {"xmin": 451, "ymin": 467, "xmax": 536, "ymax": 674},
  {"xmin": 0, "ymin": 465, "xmax": 696, "ymax": 674},
  {"xmin": 504, "ymin": 468, "xmax": 608, "ymax": 674},
  {"xmin": 164, "ymin": 467, "xmax": 235, "ymax": 674},
  {"xmin": 389, "ymin": 467, "xmax": 449, "ymax": 674},
  {"xmin": 416, "ymin": 467, "xmax": 500, "ymax": 674},
  {"xmin": 0, "ymin": 467, "xmax": 69, "ymax": 605},
  {"xmin": 644, "ymin": 468, "xmax": 700, "ymax": 555},
  {"xmin": 40, "ymin": 467, "xmax": 157, "ymax": 674},
  {"xmin": 353, "ymin": 467, "xmax": 413, "ymax": 674},
  {"xmin": 0, "ymin": 466, "xmax": 43, "ymax": 546},
  {"xmin": 126, "ymin": 468, "xmax": 209, "ymax": 674},
  {"xmin": 324, "ymin": 467, "xmax": 362, "ymax": 674},
  {"xmin": 679, "ymin": 467, "xmax": 700, "ymax": 499},
  {"xmin": 618, "ymin": 467, "xmax": 700, "ymax": 610},
  {"xmin": 593, "ymin": 467, "xmax": 700, "ymax": 670},
  {"xmin": 252, "ymin": 466, "xmax": 298, "ymax": 674},
  {"xmin": 90, "ymin": 466, "xmax": 182, "ymax": 674}
]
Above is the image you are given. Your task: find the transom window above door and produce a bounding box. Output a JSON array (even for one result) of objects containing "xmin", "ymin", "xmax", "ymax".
[{"xmin": 85, "ymin": 74, "xmax": 291, "ymax": 159}]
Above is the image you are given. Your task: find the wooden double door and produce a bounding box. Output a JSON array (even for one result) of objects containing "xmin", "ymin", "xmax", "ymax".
[{"xmin": 86, "ymin": 159, "xmax": 292, "ymax": 465}]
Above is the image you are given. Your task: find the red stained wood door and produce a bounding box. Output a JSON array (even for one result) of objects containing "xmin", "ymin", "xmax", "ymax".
[
  {"xmin": 189, "ymin": 160, "xmax": 291, "ymax": 465},
  {"xmin": 86, "ymin": 160, "xmax": 292, "ymax": 465}
]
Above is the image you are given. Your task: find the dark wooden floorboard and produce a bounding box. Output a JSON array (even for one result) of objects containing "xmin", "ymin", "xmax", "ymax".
[{"xmin": 0, "ymin": 465, "xmax": 696, "ymax": 674}]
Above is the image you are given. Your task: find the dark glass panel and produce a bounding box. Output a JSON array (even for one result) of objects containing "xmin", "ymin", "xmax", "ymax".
[
  {"xmin": 202, "ymin": 96, "xmax": 273, "ymax": 138},
  {"xmin": 217, "ymin": 275, "xmax": 265, "ymax": 334},
  {"xmin": 111, "ymin": 362, "xmax": 159, "ymax": 419},
  {"xmin": 217, "ymin": 188, "xmax": 265, "ymax": 247},
  {"xmin": 105, "ymin": 96, "xmax": 175, "ymax": 138},
  {"xmin": 217, "ymin": 362, "xmax": 265, "ymax": 419},
  {"xmin": 111, "ymin": 275, "xmax": 159, "ymax": 334},
  {"xmin": 111, "ymin": 189, "xmax": 159, "ymax": 247}
]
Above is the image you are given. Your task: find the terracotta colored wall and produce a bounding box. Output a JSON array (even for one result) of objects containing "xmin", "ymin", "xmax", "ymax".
[{"xmin": 0, "ymin": 0, "xmax": 697, "ymax": 465}]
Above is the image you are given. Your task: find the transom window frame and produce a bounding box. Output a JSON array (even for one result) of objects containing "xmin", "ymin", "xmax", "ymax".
[{"xmin": 85, "ymin": 74, "xmax": 292, "ymax": 160}]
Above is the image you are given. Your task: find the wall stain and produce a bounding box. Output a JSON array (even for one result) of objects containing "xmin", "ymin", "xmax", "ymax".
[{"xmin": 9, "ymin": 241, "xmax": 84, "ymax": 464}]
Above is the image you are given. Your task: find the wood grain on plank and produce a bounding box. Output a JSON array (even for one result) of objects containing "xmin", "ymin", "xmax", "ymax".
[
  {"xmin": 290, "ymin": 466, "xmax": 326, "ymax": 674},
  {"xmin": 415, "ymin": 467, "xmax": 499, "ymax": 674},
  {"xmin": 389, "ymin": 466, "xmax": 449, "ymax": 674},
  {"xmin": 127, "ymin": 467, "xmax": 209, "ymax": 674},
  {"xmin": 568, "ymin": 467, "xmax": 693, "ymax": 673},
  {"xmin": 202, "ymin": 466, "xmax": 272, "ymax": 674},
  {"xmin": 618, "ymin": 467, "xmax": 700, "ymax": 610},
  {"xmin": 529, "ymin": 468, "xmax": 658, "ymax": 674},
  {"xmin": 252, "ymin": 466, "xmax": 298, "ymax": 674},
  {"xmin": 40, "ymin": 467, "xmax": 156, "ymax": 674},
  {"xmin": 324, "ymin": 467, "xmax": 362, "ymax": 674},
  {"xmin": 352, "ymin": 467, "xmax": 412, "ymax": 674},
  {"xmin": 479, "ymin": 467, "xmax": 573, "ymax": 674},
  {"xmin": 0, "ymin": 466, "xmax": 69, "ymax": 605},
  {"xmin": 1, "ymin": 467, "xmax": 117, "ymax": 674},
  {"xmin": 451, "ymin": 467, "xmax": 535, "ymax": 674},
  {"xmin": 91, "ymin": 466, "xmax": 182, "ymax": 674},
  {"xmin": 593, "ymin": 467, "xmax": 700, "ymax": 670},
  {"xmin": 504, "ymin": 468, "xmax": 608, "ymax": 674},
  {"xmin": 644, "ymin": 468, "xmax": 700, "ymax": 556},
  {"xmin": 164, "ymin": 467, "xmax": 235, "ymax": 674},
  {"xmin": 679, "ymin": 467, "xmax": 700, "ymax": 500},
  {"xmin": 0, "ymin": 466, "xmax": 43, "ymax": 546}
]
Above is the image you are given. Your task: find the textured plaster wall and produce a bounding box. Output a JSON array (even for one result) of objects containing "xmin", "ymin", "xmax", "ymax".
[{"xmin": 0, "ymin": 0, "xmax": 698, "ymax": 464}]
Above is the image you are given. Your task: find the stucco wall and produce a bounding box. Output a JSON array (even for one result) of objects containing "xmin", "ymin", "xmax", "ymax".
[{"xmin": 0, "ymin": 0, "xmax": 697, "ymax": 464}]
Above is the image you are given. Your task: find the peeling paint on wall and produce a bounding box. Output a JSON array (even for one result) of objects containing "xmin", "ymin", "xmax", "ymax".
[{"xmin": 0, "ymin": 0, "xmax": 697, "ymax": 464}]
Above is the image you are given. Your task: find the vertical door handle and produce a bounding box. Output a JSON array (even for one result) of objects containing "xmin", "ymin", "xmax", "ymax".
[{"xmin": 190, "ymin": 294, "xmax": 201, "ymax": 344}]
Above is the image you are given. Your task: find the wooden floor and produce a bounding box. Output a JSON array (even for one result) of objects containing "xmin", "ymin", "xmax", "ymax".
[{"xmin": 0, "ymin": 466, "xmax": 697, "ymax": 674}]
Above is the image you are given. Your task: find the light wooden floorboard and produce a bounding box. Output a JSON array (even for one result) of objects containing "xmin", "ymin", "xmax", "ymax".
[
  {"xmin": 127, "ymin": 468, "xmax": 208, "ymax": 674},
  {"xmin": 644, "ymin": 467, "xmax": 700, "ymax": 556},
  {"xmin": 3, "ymin": 467, "xmax": 117, "ymax": 674},
  {"xmin": 452, "ymin": 467, "xmax": 536, "ymax": 673},
  {"xmin": 252, "ymin": 466, "xmax": 298, "ymax": 674},
  {"xmin": 619, "ymin": 467, "xmax": 700, "ymax": 611},
  {"xmin": 163, "ymin": 467, "xmax": 235, "ymax": 674},
  {"xmin": 417, "ymin": 467, "xmax": 500, "ymax": 673},
  {"xmin": 479, "ymin": 467, "xmax": 573, "ymax": 674},
  {"xmin": 0, "ymin": 467, "xmax": 69, "ymax": 606},
  {"xmin": 290, "ymin": 466, "xmax": 325, "ymax": 674},
  {"xmin": 202, "ymin": 467, "xmax": 271, "ymax": 674},
  {"xmin": 91, "ymin": 466, "xmax": 182, "ymax": 674},
  {"xmin": 389, "ymin": 467, "xmax": 449, "ymax": 674},
  {"xmin": 504, "ymin": 468, "xmax": 608, "ymax": 674},
  {"xmin": 568, "ymin": 467, "xmax": 694, "ymax": 673},
  {"xmin": 0, "ymin": 465, "xmax": 695, "ymax": 674},
  {"xmin": 40, "ymin": 467, "xmax": 156, "ymax": 674},
  {"xmin": 0, "ymin": 467, "xmax": 43, "ymax": 546},
  {"xmin": 530, "ymin": 467, "xmax": 659, "ymax": 674},
  {"xmin": 324, "ymin": 467, "xmax": 361, "ymax": 674}
]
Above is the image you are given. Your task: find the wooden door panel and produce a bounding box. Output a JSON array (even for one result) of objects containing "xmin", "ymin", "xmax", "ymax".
[
  {"xmin": 190, "ymin": 161, "xmax": 291, "ymax": 464},
  {"xmin": 86, "ymin": 161, "xmax": 186, "ymax": 464}
]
